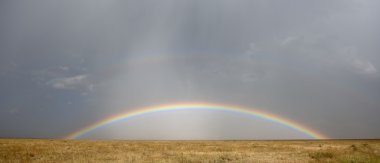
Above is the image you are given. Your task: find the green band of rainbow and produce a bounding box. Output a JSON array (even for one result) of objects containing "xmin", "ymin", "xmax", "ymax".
[{"xmin": 65, "ymin": 102, "xmax": 328, "ymax": 139}]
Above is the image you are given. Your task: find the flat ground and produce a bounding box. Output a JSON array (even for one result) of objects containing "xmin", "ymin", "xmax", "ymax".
[{"xmin": 0, "ymin": 139, "xmax": 379, "ymax": 162}]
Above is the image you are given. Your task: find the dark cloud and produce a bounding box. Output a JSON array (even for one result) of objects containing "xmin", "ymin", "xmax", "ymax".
[{"xmin": 0, "ymin": 0, "xmax": 379, "ymax": 139}]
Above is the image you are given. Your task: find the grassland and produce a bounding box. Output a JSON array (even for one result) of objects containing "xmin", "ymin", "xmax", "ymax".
[{"xmin": 0, "ymin": 139, "xmax": 379, "ymax": 162}]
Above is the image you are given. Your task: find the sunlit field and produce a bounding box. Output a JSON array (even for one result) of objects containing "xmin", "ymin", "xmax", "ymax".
[{"xmin": 1, "ymin": 139, "xmax": 379, "ymax": 162}]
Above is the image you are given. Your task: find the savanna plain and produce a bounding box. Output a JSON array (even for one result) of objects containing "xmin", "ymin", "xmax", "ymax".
[{"xmin": 0, "ymin": 139, "xmax": 379, "ymax": 162}]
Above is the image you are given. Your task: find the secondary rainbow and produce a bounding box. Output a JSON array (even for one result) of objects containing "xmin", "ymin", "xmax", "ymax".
[{"xmin": 65, "ymin": 102, "xmax": 328, "ymax": 139}]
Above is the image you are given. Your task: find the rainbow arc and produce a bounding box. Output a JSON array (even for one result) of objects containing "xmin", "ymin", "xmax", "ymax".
[{"xmin": 66, "ymin": 102, "xmax": 327, "ymax": 139}]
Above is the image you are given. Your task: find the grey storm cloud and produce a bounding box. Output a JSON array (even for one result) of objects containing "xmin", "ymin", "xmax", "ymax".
[{"xmin": 0, "ymin": 0, "xmax": 379, "ymax": 139}]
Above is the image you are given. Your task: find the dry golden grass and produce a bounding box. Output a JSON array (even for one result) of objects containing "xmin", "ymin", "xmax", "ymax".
[{"xmin": 0, "ymin": 139, "xmax": 379, "ymax": 162}]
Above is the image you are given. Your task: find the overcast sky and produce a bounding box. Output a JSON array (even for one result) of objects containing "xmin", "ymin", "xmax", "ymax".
[{"xmin": 0, "ymin": 0, "xmax": 379, "ymax": 139}]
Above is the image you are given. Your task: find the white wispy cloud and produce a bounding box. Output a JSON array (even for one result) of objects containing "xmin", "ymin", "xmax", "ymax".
[
  {"xmin": 47, "ymin": 74, "xmax": 88, "ymax": 89},
  {"xmin": 280, "ymin": 36, "xmax": 298, "ymax": 46},
  {"xmin": 351, "ymin": 58, "xmax": 377, "ymax": 75},
  {"xmin": 339, "ymin": 47, "xmax": 377, "ymax": 75}
]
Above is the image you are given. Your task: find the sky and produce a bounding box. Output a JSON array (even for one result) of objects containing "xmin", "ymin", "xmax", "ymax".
[{"xmin": 0, "ymin": 0, "xmax": 379, "ymax": 139}]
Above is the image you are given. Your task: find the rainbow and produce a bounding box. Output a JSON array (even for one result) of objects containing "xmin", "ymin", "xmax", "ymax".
[{"xmin": 65, "ymin": 102, "xmax": 327, "ymax": 139}]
